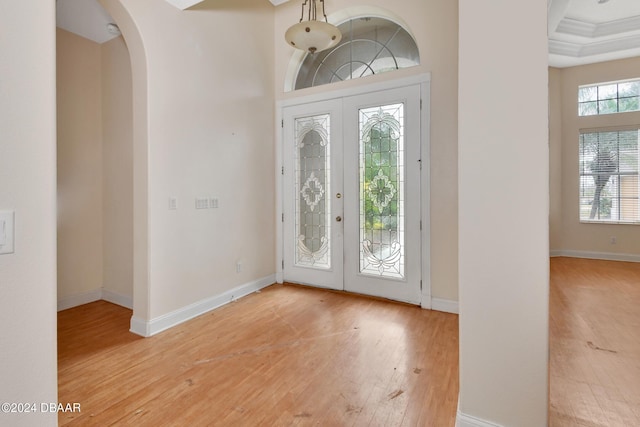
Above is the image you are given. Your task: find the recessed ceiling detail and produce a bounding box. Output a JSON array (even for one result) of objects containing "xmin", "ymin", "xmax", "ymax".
[
  {"xmin": 56, "ymin": 0, "xmax": 208, "ymax": 44},
  {"xmin": 549, "ymin": 0, "xmax": 640, "ymax": 67},
  {"xmin": 56, "ymin": 0, "xmax": 120, "ymax": 44},
  {"xmin": 56, "ymin": 0, "xmax": 640, "ymax": 67},
  {"xmin": 165, "ymin": 0, "xmax": 205, "ymax": 10}
]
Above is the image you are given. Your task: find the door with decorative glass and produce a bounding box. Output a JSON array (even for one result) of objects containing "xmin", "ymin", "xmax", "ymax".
[
  {"xmin": 283, "ymin": 85, "xmax": 422, "ymax": 304},
  {"xmin": 283, "ymin": 99, "xmax": 344, "ymax": 290}
]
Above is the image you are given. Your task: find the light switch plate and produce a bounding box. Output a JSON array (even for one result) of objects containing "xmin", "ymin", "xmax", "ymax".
[{"xmin": 0, "ymin": 210, "xmax": 15, "ymax": 255}]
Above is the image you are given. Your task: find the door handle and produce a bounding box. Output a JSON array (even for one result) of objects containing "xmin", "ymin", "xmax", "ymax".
[{"xmin": 336, "ymin": 216, "xmax": 342, "ymax": 222}]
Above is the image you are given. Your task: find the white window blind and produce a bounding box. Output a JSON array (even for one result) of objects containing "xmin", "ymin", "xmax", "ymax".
[{"xmin": 579, "ymin": 129, "xmax": 640, "ymax": 223}]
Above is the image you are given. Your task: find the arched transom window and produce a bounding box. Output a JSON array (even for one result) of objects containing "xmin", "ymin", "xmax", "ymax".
[{"xmin": 294, "ymin": 17, "xmax": 420, "ymax": 90}]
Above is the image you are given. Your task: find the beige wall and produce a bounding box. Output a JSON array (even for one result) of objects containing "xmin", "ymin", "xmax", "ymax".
[
  {"xmin": 57, "ymin": 29, "xmax": 134, "ymax": 305},
  {"xmin": 56, "ymin": 29, "xmax": 135, "ymax": 305},
  {"xmin": 57, "ymin": 28, "xmax": 105, "ymax": 301},
  {"xmin": 274, "ymin": 0, "xmax": 459, "ymax": 302},
  {"xmin": 105, "ymin": 0, "xmax": 276, "ymax": 321},
  {"xmin": 549, "ymin": 67, "xmax": 563, "ymax": 251},
  {"xmin": 0, "ymin": 2, "xmax": 58, "ymax": 425},
  {"xmin": 102, "ymin": 36, "xmax": 134, "ymax": 300},
  {"xmin": 458, "ymin": 0, "xmax": 548, "ymax": 425},
  {"xmin": 551, "ymin": 57, "xmax": 640, "ymax": 257}
]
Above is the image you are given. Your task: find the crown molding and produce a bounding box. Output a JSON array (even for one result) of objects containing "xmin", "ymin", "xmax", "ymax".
[
  {"xmin": 550, "ymin": 33, "xmax": 640, "ymax": 57},
  {"xmin": 557, "ymin": 15, "xmax": 640, "ymax": 38},
  {"xmin": 581, "ymin": 33, "xmax": 640, "ymax": 56},
  {"xmin": 556, "ymin": 18, "xmax": 596, "ymax": 37},
  {"xmin": 548, "ymin": 39, "xmax": 581, "ymax": 57},
  {"xmin": 598, "ymin": 15, "xmax": 640, "ymax": 37},
  {"xmin": 548, "ymin": 0, "xmax": 571, "ymax": 33}
]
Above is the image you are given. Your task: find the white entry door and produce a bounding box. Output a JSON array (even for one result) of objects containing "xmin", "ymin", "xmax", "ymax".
[
  {"xmin": 283, "ymin": 84, "xmax": 423, "ymax": 304},
  {"xmin": 283, "ymin": 99, "xmax": 344, "ymax": 290}
]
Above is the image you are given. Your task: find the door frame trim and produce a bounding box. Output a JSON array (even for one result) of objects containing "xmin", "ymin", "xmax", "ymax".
[{"xmin": 275, "ymin": 73, "xmax": 432, "ymax": 308}]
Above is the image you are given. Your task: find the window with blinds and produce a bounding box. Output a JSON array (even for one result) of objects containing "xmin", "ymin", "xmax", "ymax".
[{"xmin": 579, "ymin": 129, "xmax": 640, "ymax": 223}]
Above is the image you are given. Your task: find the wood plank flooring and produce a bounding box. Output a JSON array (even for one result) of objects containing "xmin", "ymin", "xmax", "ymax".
[
  {"xmin": 58, "ymin": 284, "xmax": 459, "ymax": 426},
  {"xmin": 549, "ymin": 257, "xmax": 640, "ymax": 427},
  {"xmin": 59, "ymin": 257, "xmax": 637, "ymax": 426}
]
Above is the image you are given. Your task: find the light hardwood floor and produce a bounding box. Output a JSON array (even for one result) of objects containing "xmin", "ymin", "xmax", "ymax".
[
  {"xmin": 59, "ymin": 257, "xmax": 639, "ymax": 426},
  {"xmin": 549, "ymin": 257, "xmax": 640, "ymax": 427},
  {"xmin": 58, "ymin": 284, "xmax": 459, "ymax": 426}
]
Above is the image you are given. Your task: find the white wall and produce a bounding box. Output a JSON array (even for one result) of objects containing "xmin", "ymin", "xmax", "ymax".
[
  {"xmin": 458, "ymin": 0, "xmax": 549, "ymax": 425},
  {"xmin": 0, "ymin": 1, "xmax": 58, "ymax": 425},
  {"xmin": 102, "ymin": 0, "xmax": 276, "ymax": 327},
  {"xmin": 100, "ymin": 0, "xmax": 151, "ymax": 322},
  {"xmin": 550, "ymin": 57, "xmax": 640, "ymax": 259},
  {"xmin": 274, "ymin": 0, "xmax": 459, "ymax": 303}
]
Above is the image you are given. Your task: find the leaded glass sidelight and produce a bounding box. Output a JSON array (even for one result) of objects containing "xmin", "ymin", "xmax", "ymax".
[
  {"xmin": 359, "ymin": 104, "xmax": 405, "ymax": 278},
  {"xmin": 295, "ymin": 114, "xmax": 331, "ymax": 268}
]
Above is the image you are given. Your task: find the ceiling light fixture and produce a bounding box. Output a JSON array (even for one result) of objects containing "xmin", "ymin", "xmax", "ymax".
[{"xmin": 285, "ymin": 0, "xmax": 341, "ymax": 55}]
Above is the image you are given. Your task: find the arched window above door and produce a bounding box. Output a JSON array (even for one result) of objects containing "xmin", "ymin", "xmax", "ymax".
[{"xmin": 294, "ymin": 17, "xmax": 420, "ymax": 90}]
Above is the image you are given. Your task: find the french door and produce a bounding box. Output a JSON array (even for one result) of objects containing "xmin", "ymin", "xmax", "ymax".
[{"xmin": 282, "ymin": 84, "xmax": 422, "ymax": 304}]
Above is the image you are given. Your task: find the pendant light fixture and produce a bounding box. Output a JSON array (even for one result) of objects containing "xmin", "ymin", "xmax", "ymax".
[{"xmin": 285, "ymin": 0, "xmax": 342, "ymax": 54}]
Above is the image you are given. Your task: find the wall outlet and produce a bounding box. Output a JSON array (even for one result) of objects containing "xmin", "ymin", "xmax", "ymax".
[
  {"xmin": 236, "ymin": 262, "xmax": 242, "ymax": 273},
  {"xmin": 210, "ymin": 198, "xmax": 219, "ymax": 209},
  {"xmin": 610, "ymin": 236, "xmax": 617, "ymax": 245}
]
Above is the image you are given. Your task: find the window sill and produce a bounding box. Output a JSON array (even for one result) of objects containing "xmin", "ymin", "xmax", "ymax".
[{"xmin": 580, "ymin": 220, "xmax": 640, "ymax": 225}]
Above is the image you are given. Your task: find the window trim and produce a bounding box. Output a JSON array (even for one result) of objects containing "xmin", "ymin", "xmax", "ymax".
[{"xmin": 578, "ymin": 78, "xmax": 640, "ymax": 117}]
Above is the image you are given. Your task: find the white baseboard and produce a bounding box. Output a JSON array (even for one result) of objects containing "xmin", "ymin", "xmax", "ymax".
[
  {"xmin": 431, "ymin": 297, "xmax": 459, "ymax": 314},
  {"xmin": 129, "ymin": 275, "xmax": 276, "ymax": 337},
  {"xmin": 130, "ymin": 316, "xmax": 149, "ymax": 337},
  {"xmin": 102, "ymin": 289, "xmax": 133, "ymax": 309},
  {"xmin": 456, "ymin": 410, "xmax": 503, "ymax": 427},
  {"xmin": 550, "ymin": 249, "xmax": 640, "ymax": 263},
  {"xmin": 57, "ymin": 289, "xmax": 102, "ymax": 311},
  {"xmin": 58, "ymin": 288, "xmax": 134, "ymax": 312}
]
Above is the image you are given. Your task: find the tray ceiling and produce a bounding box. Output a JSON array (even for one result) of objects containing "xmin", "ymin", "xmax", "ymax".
[
  {"xmin": 549, "ymin": 0, "xmax": 640, "ymax": 67},
  {"xmin": 56, "ymin": 0, "xmax": 640, "ymax": 67}
]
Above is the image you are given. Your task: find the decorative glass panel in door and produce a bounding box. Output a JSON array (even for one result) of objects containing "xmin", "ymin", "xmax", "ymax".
[
  {"xmin": 283, "ymin": 99, "xmax": 344, "ymax": 290},
  {"xmin": 295, "ymin": 114, "xmax": 331, "ymax": 268},
  {"xmin": 359, "ymin": 103, "xmax": 405, "ymax": 278},
  {"xmin": 343, "ymin": 85, "xmax": 422, "ymax": 304}
]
